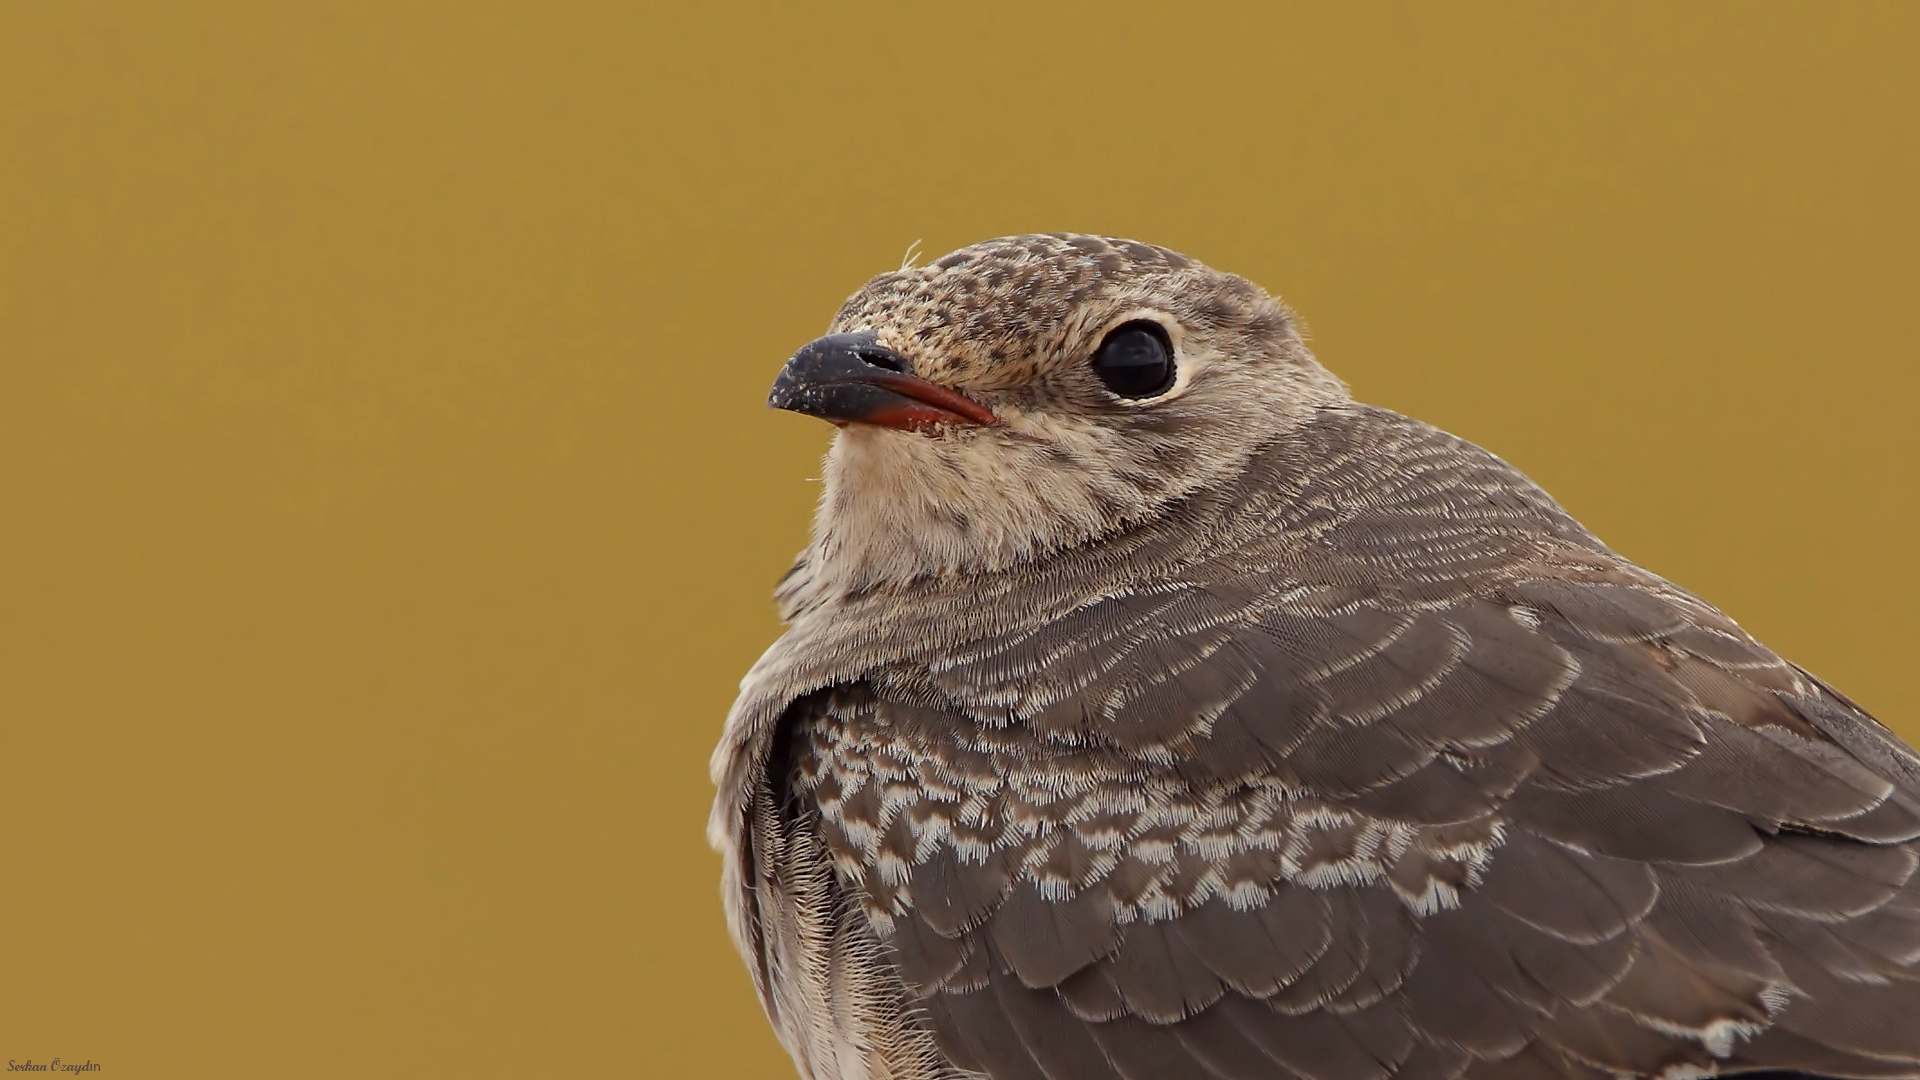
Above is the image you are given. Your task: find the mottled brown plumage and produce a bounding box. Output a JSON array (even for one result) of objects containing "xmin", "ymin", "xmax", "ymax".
[{"xmin": 712, "ymin": 234, "xmax": 1920, "ymax": 1080}]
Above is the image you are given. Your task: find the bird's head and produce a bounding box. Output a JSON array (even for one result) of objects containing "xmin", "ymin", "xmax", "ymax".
[{"xmin": 770, "ymin": 233, "xmax": 1348, "ymax": 603}]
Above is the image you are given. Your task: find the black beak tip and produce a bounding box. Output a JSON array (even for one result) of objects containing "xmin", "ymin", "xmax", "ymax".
[
  {"xmin": 766, "ymin": 331, "xmax": 903, "ymax": 417},
  {"xmin": 766, "ymin": 367, "xmax": 804, "ymax": 411},
  {"xmin": 764, "ymin": 331, "xmax": 996, "ymax": 431}
]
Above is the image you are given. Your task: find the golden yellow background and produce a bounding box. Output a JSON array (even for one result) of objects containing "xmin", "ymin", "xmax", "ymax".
[{"xmin": 4, "ymin": 4, "xmax": 1918, "ymax": 1077}]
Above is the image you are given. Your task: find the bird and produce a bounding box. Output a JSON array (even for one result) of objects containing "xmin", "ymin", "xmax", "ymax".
[{"xmin": 709, "ymin": 233, "xmax": 1920, "ymax": 1080}]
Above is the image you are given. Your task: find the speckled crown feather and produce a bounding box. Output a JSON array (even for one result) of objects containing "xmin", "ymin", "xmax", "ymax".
[{"xmin": 829, "ymin": 233, "xmax": 1291, "ymax": 401}]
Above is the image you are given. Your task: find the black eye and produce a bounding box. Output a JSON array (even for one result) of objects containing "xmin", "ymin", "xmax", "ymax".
[{"xmin": 1090, "ymin": 321, "xmax": 1176, "ymax": 399}]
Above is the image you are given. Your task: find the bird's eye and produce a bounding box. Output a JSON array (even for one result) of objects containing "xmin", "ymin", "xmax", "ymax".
[{"xmin": 1090, "ymin": 322, "xmax": 1176, "ymax": 399}]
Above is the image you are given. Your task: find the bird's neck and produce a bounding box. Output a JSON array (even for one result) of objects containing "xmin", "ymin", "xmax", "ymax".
[{"xmin": 778, "ymin": 424, "xmax": 1184, "ymax": 615}]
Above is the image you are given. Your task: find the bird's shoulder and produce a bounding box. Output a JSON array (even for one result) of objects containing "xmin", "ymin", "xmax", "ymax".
[{"xmin": 761, "ymin": 406, "xmax": 1920, "ymax": 1079}]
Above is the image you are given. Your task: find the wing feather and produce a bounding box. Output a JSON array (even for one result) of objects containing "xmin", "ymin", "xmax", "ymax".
[{"xmin": 734, "ymin": 409, "xmax": 1920, "ymax": 1078}]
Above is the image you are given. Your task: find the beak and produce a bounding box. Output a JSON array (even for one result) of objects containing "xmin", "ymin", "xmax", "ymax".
[{"xmin": 768, "ymin": 331, "xmax": 999, "ymax": 433}]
